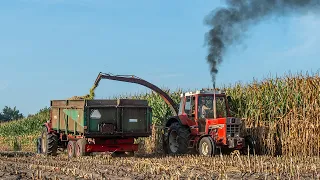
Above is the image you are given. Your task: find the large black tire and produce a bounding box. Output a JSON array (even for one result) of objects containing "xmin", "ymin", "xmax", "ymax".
[
  {"xmin": 198, "ymin": 136, "xmax": 215, "ymax": 156},
  {"xmin": 75, "ymin": 138, "xmax": 87, "ymax": 157},
  {"xmin": 165, "ymin": 122, "xmax": 190, "ymax": 155},
  {"xmin": 41, "ymin": 126, "xmax": 58, "ymax": 156}
]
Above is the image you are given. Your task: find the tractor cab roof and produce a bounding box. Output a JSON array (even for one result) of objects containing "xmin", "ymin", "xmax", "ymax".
[{"xmin": 180, "ymin": 88, "xmax": 226, "ymax": 97}]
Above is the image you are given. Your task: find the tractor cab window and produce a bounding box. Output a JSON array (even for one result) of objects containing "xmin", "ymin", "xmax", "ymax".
[
  {"xmin": 184, "ymin": 96, "xmax": 191, "ymax": 114},
  {"xmin": 198, "ymin": 96, "xmax": 213, "ymax": 119},
  {"xmin": 198, "ymin": 96, "xmax": 227, "ymax": 119},
  {"xmin": 216, "ymin": 97, "xmax": 227, "ymax": 118},
  {"xmin": 184, "ymin": 96, "xmax": 195, "ymax": 117},
  {"xmin": 178, "ymin": 97, "xmax": 184, "ymax": 115},
  {"xmin": 190, "ymin": 96, "xmax": 195, "ymax": 117}
]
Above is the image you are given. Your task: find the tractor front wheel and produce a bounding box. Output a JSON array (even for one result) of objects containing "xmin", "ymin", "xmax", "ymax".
[
  {"xmin": 41, "ymin": 126, "xmax": 58, "ymax": 156},
  {"xmin": 166, "ymin": 122, "xmax": 190, "ymax": 155},
  {"xmin": 198, "ymin": 136, "xmax": 215, "ymax": 156}
]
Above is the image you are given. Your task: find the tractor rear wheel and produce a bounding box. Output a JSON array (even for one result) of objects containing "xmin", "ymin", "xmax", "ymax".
[
  {"xmin": 166, "ymin": 122, "xmax": 190, "ymax": 155},
  {"xmin": 198, "ymin": 136, "xmax": 215, "ymax": 156},
  {"xmin": 41, "ymin": 126, "xmax": 58, "ymax": 156},
  {"xmin": 67, "ymin": 141, "xmax": 76, "ymax": 158},
  {"xmin": 75, "ymin": 138, "xmax": 87, "ymax": 157}
]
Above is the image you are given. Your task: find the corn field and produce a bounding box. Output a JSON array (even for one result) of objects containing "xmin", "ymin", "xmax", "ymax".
[
  {"xmin": 0, "ymin": 72, "xmax": 319, "ymax": 157},
  {"xmin": 0, "ymin": 107, "xmax": 49, "ymax": 137},
  {"xmin": 224, "ymin": 72, "xmax": 320, "ymax": 156}
]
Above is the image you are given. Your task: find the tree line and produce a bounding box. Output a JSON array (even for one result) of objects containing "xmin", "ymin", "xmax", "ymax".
[{"xmin": 0, "ymin": 106, "xmax": 24, "ymax": 122}]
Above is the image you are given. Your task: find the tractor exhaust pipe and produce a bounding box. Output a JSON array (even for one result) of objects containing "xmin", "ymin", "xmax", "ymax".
[{"xmin": 213, "ymin": 82, "xmax": 216, "ymax": 119}]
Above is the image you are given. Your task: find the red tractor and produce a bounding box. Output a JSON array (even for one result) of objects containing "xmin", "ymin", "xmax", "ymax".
[
  {"xmin": 93, "ymin": 73, "xmax": 256, "ymax": 156},
  {"xmin": 162, "ymin": 89, "xmax": 256, "ymax": 156}
]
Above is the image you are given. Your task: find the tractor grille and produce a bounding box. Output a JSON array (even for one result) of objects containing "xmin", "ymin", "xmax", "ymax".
[{"xmin": 227, "ymin": 124, "xmax": 240, "ymax": 137}]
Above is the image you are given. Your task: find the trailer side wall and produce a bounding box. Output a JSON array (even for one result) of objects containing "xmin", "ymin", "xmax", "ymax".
[{"xmin": 50, "ymin": 99, "xmax": 152, "ymax": 137}]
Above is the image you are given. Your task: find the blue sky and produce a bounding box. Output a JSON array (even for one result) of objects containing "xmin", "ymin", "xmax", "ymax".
[{"xmin": 0, "ymin": 0, "xmax": 319, "ymax": 115}]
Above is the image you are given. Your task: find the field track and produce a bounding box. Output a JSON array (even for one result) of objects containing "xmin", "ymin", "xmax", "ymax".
[{"xmin": 0, "ymin": 151, "xmax": 319, "ymax": 180}]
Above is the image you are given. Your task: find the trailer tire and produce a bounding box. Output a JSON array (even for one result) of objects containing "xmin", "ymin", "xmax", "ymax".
[
  {"xmin": 75, "ymin": 139, "xmax": 87, "ymax": 157},
  {"xmin": 67, "ymin": 141, "xmax": 76, "ymax": 158},
  {"xmin": 166, "ymin": 122, "xmax": 190, "ymax": 155},
  {"xmin": 41, "ymin": 126, "xmax": 58, "ymax": 156},
  {"xmin": 198, "ymin": 136, "xmax": 215, "ymax": 157}
]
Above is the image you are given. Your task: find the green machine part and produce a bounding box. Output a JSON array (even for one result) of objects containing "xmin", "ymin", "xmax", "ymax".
[{"xmin": 62, "ymin": 109, "xmax": 84, "ymax": 135}]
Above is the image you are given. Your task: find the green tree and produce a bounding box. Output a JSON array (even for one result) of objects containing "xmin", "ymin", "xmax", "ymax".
[{"xmin": 0, "ymin": 106, "xmax": 24, "ymax": 122}]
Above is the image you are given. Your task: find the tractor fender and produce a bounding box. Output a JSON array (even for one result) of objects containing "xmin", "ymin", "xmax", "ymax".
[
  {"xmin": 43, "ymin": 121, "xmax": 53, "ymax": 133},
  {"xmin": 165, "ymin": 116, "xmax": 182, "ymax": 127},
  {"xmin": 165, "ymin": 115, "xmax": 189, "ymax": 127}
]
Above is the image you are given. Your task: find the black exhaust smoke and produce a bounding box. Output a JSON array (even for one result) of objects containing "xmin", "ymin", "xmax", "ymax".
[{"xmin": 204, "ymin": 0, "xmax": 320, "ymax": 84}]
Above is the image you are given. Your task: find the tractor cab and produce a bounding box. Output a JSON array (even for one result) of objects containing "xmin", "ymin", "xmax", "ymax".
[
  {"xmin": 178, "ymin": 88, "xmax": 230, "ymax": 124},
  {"xmin": 177, "ymin": 88, "xmax": 245, "ymax": 152}
]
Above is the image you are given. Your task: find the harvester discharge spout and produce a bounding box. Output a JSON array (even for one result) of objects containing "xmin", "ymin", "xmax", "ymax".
[{"xmin": 93, "ymin": 72, "xmax": 178, "ymax": 116}]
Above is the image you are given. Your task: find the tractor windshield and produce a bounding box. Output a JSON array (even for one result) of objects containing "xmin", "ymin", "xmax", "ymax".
[{"xmin": 198, "ymin": 96, "xmax": 227, "ymax": 119}]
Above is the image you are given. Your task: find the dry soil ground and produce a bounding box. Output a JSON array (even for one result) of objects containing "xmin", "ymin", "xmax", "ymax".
[{"xmin": 0, "ymin": 151, "xmax": 319, "ymax": 180}]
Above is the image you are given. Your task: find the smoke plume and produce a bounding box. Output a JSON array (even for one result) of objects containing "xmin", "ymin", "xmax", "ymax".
[{"xmin": 205, "ymin": 0, "xmax": 320, "ymax": 83}]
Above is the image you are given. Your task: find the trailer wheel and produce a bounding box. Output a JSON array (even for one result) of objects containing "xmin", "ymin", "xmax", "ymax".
[
  {"xmin": 41, "ymin": 126, "xmax": 58, "ymax": 156},
  {"xmin": 198, "ymin": 136, "xmax": 215, "ymax": 157},
  {"xmin": 166, "ymin": 122, "xmax": 190, "ymax": 155},
  {"xmin": 67, "ymin": 141, "xmax": 76, "ymax": 158},
  {"xmin": 75, "ymin": 139, "xmax": 87, "ymax": 157}
]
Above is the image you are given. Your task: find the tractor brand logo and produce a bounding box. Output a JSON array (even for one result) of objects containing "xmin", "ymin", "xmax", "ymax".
[{"xmin": 209, "ymin": 124, "xmax": 224, "ymax": 129}]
